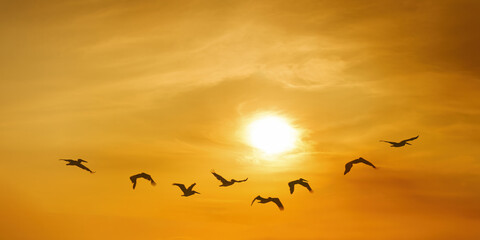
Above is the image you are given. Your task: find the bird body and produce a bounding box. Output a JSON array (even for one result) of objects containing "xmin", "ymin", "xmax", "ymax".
[
  {"xmin": 251, "ymin": 195, "xmax": 284, "ymax": 210},
  {"xmin": 173, "ymin": 183, "xmax": 200, "ymax": 196},
  {"xmin": 380, "ymin": 135, "xmax": 419, "ymax": 147},
  {"xmin": 211, "ymin": 170, "xmax": 248, "ymax": 187},
  {"xmin": 60, "ymin": 159, "xmax": 95, "ymax": 173},
  {"xmin": 130, "ymin": 172, "xmax": 156, "ymax": 189},
  {"xmin": 344, "ymin": 157, "xmax": 376, "ymax": 175},
  {"xmin": 288, "ymin": 178, "xmax": 313, "ymax": 194}
]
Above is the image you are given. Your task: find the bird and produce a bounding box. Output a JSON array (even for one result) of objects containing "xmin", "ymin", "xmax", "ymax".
[
  {"xmin": 288, "ymin": 178, "xmax": 313, "ymax": 194},
  {"xmin": 60, "ymin": 159, "xmax": 95, "ymax": 173},
  {"xmin": 380, "ymin": 135, "xmax": 419, "ymax": 147},
  {"xmin": 130, "ymin": 172, "xmax": 156, "ymax": 189},
  {"xmin": 211, "ymin": 170, "xmax": 248, "ymax": 187},
  {"xmin": 173, "ymin": 183, "xmax": 200, "ymax": 196},
  {"xmin": 251, "ymin": 195, "xmax": 284, "ymax": 211},
  {"xmin": 344, "ymin": 157, "xmax": 376, "ymax": 175}
]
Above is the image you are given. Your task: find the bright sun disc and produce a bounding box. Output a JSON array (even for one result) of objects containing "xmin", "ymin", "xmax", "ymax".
[{"xmin": 247, "ymin": 116, "xmax": 297, "ymax": 155}]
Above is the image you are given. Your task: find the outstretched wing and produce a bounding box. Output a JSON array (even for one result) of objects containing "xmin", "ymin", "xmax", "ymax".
[
  {"xmin": 77, "ymin": 163, "xmax": 95, "ymax": 173},
  {"xmin": 288, "ymin": 181, "xmax": 296, "ymax": 194},
  {"xmin": 402, "ymin": 135, "xmax": 419, "ymax": 143},
  {"xmin": 298, "ymin": 181, "xmax": 313, "ymax": 192},
  {"xmin": 251, "ymin": 195, "xmax": 261, "ymax": 206},
  {"xmin": 187, "ymin": 183, "xmax": 197, "ymax": 191},
  {"xmin": 358, "ymin": 158, "xmax": 376, "ymax": 169},
  {"xmin": 233, "ymin": 178, "xmax": 248, "ymax": 183},
  {"xmin": 344, "ymin": 162, "xmax": 353, "ymax": 175},
  {"xmin": 141, "ymin": 173, "xmax": 154, "ymax": 182},
  {"xmin": 173, "ymin": 183, "xmax": 187, "ymax": 192},
  {"xmin": 60, "ymin": 159, "xmax": 75, "ymax": 163},
  {"xmin": 211, "ymin": 171, "xmax": 229, "ymax": 184},
  {"xmin": 143, "ymin": 174, "xmax": 156, "ymax": 186},
  {"xmin": 379, "ymin": 140, "xmax": 397, "ymax": 145},
  {"xmin": 271, "ymin": 198, "xmax": 284, "ymax": 211}
]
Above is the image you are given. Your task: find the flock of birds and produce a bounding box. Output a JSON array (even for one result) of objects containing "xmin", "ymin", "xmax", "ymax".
[{"xmin": 60, "ymin": 135, "xmax": 419, "ymax": 211}]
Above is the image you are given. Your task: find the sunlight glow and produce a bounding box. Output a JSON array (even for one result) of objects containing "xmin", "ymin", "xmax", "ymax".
[{"xmin": 247, "ymin": 116, "xmax": 298, "ymax": 155}]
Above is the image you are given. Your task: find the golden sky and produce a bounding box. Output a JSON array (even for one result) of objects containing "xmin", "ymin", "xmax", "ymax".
[{"xmin": 1, "ymin": 0, "xmax": 480, "ymax": 239}]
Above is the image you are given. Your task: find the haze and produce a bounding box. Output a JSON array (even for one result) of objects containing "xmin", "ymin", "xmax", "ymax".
[{"xmin": 1, "ymin": 1, "xmax": 480, "ymax": 239}]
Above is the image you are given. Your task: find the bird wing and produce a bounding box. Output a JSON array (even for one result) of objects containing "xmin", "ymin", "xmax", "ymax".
[
  {"xmin": 299, "ymin": 181, "xmax": 313, "ymax": 192},
  {"xmin": 288, "ymin": 181, "xmax": 296, "ymax": 194},
  {"xmin": 379, "ymin": 140, "xmax": 397, "ymax": 145},
  {"xmin": 271, "ymin": 198, "xmax": 284, "ymax": 210},
  {"xmin": 142, "ymin": 173, "xmax": 153, "ymax": 181},
  {"xmin": 60, "ymin": 159, "xmax": 75, "ymax": 163},
  {"xmin": 187, "ymin": 183, "xmax": 197, "ymax": 191},
  {"xmin": 211, "ymin": 171, "xmax": 229, "ymax": 184},
  {"xmin": 173, "ymin": 183, "xmax": 187, "ymax": 192},
  {"xmin": 402, "ymin": 135, "xmax": 419, "ymax": 143},
  {"xmin": 358, "ymin": 158, "xmax": 376, "ymax": 169},
  {"xmin": 251, "ymin": 195, "xmax": 261, "ymax": 206},
  {"xmin": 344, "ymin": 162, "xmax": 353, "ymax": 175},
  {"xmin": 141, "ymin": 173, "xmax": 156, "ymax": 186},
  {"xmin": 76, "ymin": 163, "xmax": 94, "ymax": 173},
  {"xmin": 235, "ymin": 178, "xmax": 248, "ymax": 183}
]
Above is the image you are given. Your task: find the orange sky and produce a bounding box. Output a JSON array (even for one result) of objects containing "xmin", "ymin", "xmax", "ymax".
[{"xmin": 1, "ymin": 0, "xmax": 480, "ymax": 239}]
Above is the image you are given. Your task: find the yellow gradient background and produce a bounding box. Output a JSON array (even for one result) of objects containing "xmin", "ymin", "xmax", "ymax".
[{"xmin": 1, "ymin": 1, "xmax": 479, "ymax": 239}]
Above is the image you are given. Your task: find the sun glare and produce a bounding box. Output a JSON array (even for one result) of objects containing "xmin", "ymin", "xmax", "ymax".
[{"xmin": 247, "ymin": 116, "xmax": 298, "ymax": 155}]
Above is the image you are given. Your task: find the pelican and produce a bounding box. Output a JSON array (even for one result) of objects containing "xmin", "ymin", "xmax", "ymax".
[
  {"xmin": 60, "ymin": 159, "xmax": 95, "ymax": 173},
  {"xmin": 344, "ymin": 157, "xmax": 376, "ymax": 175},
  {"xmin": 251, "ymin": 195, "xmax": 284, "ymax": 211},
  {"xmin": 288, "ymin": 178, "xmax": 313, "ymax": 194},
  {"xmin": 211, "ymin": 170, "xmax": 248, "ymax": 187},
  {"xmin": 130, "ymin": 172, "xmax": 156, "ymax": 189},
  {"xmin": 173, "ymin": 183, "xmax": 200, "ymax": 196},
  {"xmin": 380, "ymin": 135, "xmax": 419, "ymax": 147}
]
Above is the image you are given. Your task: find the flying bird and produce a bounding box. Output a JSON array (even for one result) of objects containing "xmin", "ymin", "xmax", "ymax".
[
  {"xmin": 211, "ymin": 170, "xmax": 248, "ymax": 187},
  {"xmin": 173, "ymin": 183, "xmax": 200, "ymax": 196},
  {"xmin": 344, "ymin": 157, "xmax": 376, "ymax": 175},
  {"xmin": 60, "ymin": 159, "xmax": 95, "ymax": 173},
  {"xmin": 380, "ymin": 135, "xmax": 419, "ymax": 147},
  {"xmin": 251, "ymin": 195, "xmax": 284, "ymax": 211},
  {"xmin": 130, "ymin": 172, "xmax": 156, "ymax": 189},
  {"xmin": 288, "ymin": 178, "xmax": 313, "ymax": 194}
]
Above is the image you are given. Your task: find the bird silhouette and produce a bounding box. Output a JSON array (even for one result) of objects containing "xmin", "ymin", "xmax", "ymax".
[
  {"xmin": 288, "ymin": 178, "xmax": 313, "ymax": 194},
  {"xmin": 251, "ymin": 195, "xmax": 284, "ymax": 210},
  {"xmin": 60, "ymin": 159, "xmax": 95, "ymax": 173},
  {"xmin": 211, "ymin": 170, "xmax": 248, "ymax": 187},
  {"xmin": 173, "ymin": 183, "xmax": 200, "ymax": 196},
  {"xmin": 130, "ymin": 172, "xmax": 156, "ymax": 189},
  {"xmin": 380, "ymin": 135, "xmax": 419, "ymax": 147},
  {"xmin": 344, "ymin": 157, "xmax": 376, "ymax": 175}
]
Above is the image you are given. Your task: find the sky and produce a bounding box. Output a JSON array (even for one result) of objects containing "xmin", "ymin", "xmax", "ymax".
[{"xmin": 1, "ymin": 0, "xmax": 480, "ymax": 239}]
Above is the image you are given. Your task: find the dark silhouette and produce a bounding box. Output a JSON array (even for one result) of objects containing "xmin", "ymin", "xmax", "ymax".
[
  {"xmin": 60, "ymin": 159, "xmax": 95, "ymax": 173},
  {"xmin": 344, "ymin": 157, "xmax": 376, "ymax": 175},
  {"xmin": 173, "ymin": 183, "xmax": 200, "ymax": 196},
  {"xmin": 380, "ymin": 135, "xmax": 419, "ymax": 147},
  {"xmin": 130, "ymin": 172, "xmax": 156, "ymax": 189},
  {"xmin": 251, "ymin": 195, "xmax": 284, "ymax": 210},
  {"xmin": 211, "ymin": 170, "xmax": 248, "ymax": 187},
  {"xmin": 288, "ymin": 178, "xmax": 313, "ymax": 194}
]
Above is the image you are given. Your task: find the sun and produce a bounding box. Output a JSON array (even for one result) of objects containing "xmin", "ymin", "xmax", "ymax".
[{"xmin": 247, "ymin": 115, "xmax": 298, "ymax": 155}]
